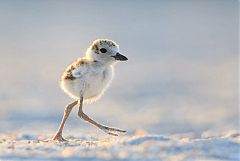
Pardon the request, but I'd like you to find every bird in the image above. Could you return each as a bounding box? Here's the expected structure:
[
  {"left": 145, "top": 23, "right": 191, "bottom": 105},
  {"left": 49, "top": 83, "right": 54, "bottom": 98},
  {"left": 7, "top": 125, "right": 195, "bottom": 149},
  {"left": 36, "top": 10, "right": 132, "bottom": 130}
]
[{"left": 53, "top": 39, "right": 128, "bottom": 142}]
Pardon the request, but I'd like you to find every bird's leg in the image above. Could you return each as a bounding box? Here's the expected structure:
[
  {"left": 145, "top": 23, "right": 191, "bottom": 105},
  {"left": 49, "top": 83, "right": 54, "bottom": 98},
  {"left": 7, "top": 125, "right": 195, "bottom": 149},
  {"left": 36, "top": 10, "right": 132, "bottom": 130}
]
[
  {"left": 78, "top": 96, "right": 126, "bottom": 136},
  {"left": 53, "top": 100, "right": 78, "bottom": 142}
]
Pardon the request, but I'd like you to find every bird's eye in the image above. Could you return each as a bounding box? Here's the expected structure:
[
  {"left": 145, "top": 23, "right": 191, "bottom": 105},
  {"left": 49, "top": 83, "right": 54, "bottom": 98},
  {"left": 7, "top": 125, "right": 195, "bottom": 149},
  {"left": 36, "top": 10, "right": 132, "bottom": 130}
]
[{"left": 100, "top": 48, "right": 107, "bottom": 53}]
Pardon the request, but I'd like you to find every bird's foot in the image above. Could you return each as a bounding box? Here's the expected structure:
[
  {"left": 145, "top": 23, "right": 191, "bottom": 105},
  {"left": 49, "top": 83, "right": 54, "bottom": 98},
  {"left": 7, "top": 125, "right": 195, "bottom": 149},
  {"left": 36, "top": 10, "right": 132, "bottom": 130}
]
[
  {"left": 52, "top": 133, "right": 68, "bottom": 142},
  {"left": 100, "top": 125, "right": 127, "bottom": 136}
]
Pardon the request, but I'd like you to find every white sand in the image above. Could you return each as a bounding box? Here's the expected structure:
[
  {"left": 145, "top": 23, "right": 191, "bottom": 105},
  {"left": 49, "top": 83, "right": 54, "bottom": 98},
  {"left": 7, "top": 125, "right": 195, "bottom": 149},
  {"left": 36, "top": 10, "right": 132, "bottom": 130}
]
[{"left": 0, "top": 130, "right": 239, "bottom": 161}]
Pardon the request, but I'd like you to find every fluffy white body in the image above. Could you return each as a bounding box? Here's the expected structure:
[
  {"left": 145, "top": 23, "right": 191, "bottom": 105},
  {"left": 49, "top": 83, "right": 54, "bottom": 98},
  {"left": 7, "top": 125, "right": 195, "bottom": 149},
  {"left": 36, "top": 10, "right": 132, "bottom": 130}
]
[
  {"left": 60, "top": 39, "right": 127, "bottom": 104},
  {"left": 60, "top": 61, "right": 113, "bottom": 104}
]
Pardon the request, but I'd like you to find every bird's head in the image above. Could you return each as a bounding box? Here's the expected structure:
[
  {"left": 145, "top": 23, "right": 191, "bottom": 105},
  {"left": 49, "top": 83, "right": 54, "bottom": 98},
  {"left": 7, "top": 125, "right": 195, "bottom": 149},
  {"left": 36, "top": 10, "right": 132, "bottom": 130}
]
[{"left": 86, "top": 39, "right": 128, "bottom": 64}]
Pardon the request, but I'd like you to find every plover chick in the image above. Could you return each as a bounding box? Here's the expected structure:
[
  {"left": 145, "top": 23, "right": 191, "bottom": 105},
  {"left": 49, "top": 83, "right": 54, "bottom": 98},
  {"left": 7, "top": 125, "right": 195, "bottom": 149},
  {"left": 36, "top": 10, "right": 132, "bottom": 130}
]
[{"left": 53, "top": 39, "right": 128, "bottom": 142}]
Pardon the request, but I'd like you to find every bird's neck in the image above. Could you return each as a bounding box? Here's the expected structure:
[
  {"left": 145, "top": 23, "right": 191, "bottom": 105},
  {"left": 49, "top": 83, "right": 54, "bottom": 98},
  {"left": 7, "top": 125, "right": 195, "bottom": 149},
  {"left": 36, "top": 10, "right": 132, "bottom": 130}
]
[
  {"left": 93, "top": 60, "right": 114, "bottom": 68},
  {"left": 85, "top": 55, "right": 115, "bottom": 67}
]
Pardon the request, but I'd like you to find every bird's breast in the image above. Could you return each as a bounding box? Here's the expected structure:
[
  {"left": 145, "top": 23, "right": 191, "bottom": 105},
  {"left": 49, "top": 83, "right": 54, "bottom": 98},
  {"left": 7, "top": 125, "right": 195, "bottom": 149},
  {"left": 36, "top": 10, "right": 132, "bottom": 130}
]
[{"left": 83, "top": 67, "right": 113, "bottom": 97}]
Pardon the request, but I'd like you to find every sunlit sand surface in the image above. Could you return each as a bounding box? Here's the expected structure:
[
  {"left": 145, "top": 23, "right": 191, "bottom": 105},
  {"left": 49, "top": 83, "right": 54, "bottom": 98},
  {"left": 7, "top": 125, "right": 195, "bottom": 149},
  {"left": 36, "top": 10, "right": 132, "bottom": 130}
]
[{"left": 0, "top": 129, "right": 239, "bottom": 161}]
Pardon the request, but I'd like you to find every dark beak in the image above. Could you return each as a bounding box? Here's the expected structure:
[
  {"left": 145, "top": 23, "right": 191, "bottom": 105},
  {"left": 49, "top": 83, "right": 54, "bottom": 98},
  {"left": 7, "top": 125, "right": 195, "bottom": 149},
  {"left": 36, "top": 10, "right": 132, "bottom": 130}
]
[{"left": 112, "top": 52, "right": 128, "bottom": 61}]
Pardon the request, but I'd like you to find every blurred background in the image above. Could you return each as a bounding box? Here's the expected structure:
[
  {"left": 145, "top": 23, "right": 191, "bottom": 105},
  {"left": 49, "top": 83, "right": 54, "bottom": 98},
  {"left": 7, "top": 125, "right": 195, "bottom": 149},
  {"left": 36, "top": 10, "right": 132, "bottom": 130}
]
[{"left": 0, "top": 0, "right": 238, "bottom": 136}]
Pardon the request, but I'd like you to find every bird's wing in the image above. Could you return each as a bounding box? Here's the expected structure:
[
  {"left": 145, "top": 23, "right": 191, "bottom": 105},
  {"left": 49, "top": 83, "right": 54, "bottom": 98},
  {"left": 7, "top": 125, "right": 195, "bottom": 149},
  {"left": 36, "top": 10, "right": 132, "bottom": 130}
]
[
  {"left": 71, "top": 66, "right": 85, "bottom": 78},
  {"left": 70, "top": 58, "right": 90, "bottom": 78},
  {"left": 62, "top": 58, "right": 89, "bottom": 80}
]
